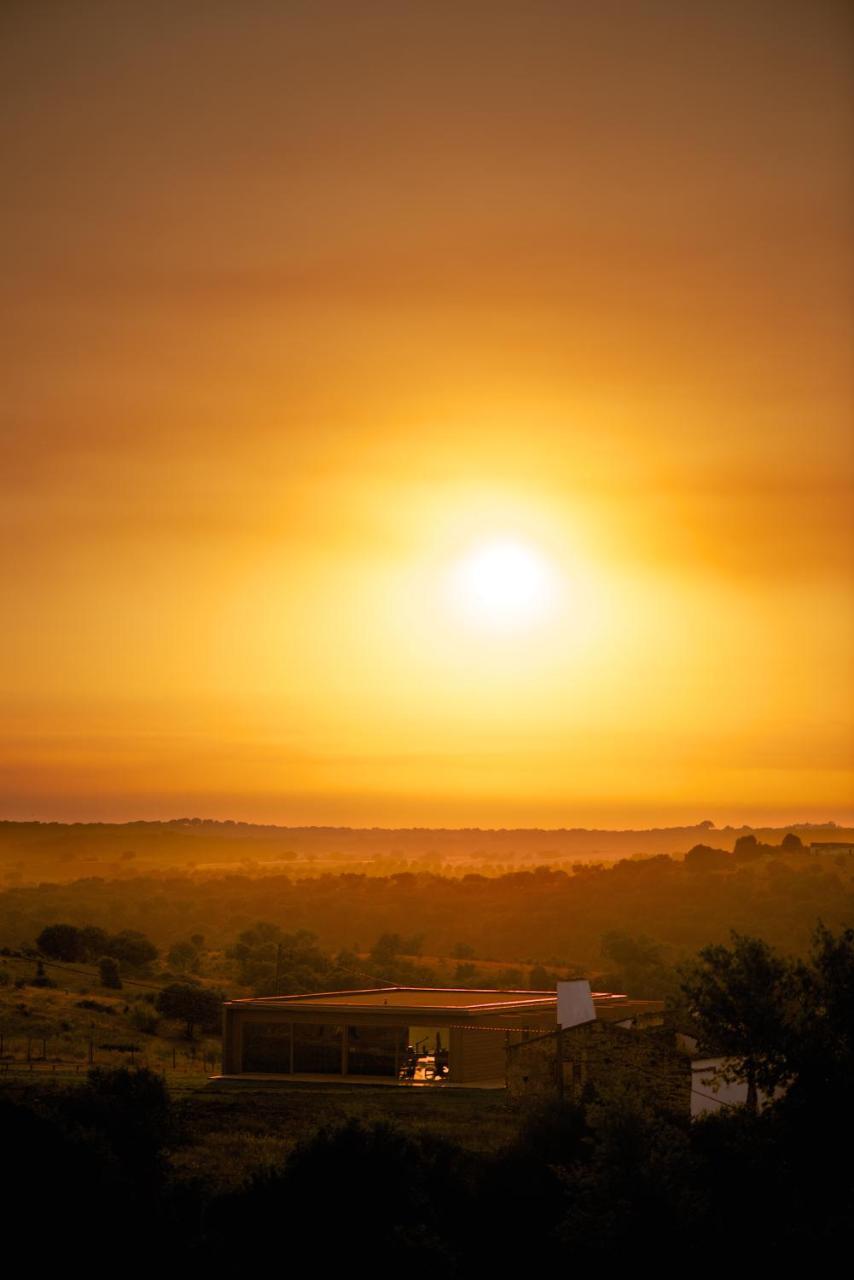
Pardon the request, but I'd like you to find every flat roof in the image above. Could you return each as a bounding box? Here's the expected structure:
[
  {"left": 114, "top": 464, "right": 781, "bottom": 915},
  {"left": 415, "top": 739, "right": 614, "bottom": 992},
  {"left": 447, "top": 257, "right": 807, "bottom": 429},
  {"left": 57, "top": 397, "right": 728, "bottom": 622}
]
[
  {"left": 225, "top": 985, "right": 630, "bottom": 1018},
  {"left": 226, "top": 985, "right": 559, "bottom": 1015},
  {"left": 590, "top": 999, "right": 665, "bottom": 1023}
]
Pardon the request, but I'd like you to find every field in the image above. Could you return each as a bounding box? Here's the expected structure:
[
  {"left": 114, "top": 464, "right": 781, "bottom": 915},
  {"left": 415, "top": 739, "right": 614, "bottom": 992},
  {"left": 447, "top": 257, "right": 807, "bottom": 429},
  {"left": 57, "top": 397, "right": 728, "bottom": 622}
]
[
  {"left": 0, "top": 947, "right": 521, "bottom": 1193},
  {"left": 2, "top": 1066, "right": 520, "bottom": 1193},
  {"left": 174, "top": 1080, "right": 518, "bottom": 1189},
  {"left": 0, "top": 953, "right": 222, "bottom": 1077}
]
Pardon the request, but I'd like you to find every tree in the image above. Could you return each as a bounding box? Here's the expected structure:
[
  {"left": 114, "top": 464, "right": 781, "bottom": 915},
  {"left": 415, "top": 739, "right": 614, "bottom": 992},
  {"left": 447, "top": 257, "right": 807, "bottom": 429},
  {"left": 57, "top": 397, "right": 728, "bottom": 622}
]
[
  {"left": 32, "top": 959, "right": 56, "bottom": 988},
  {"left": 37, "top": 923, "right": 85, "bottom": 962},
  {"left": 784, "top": 923, "right": 854, "bottom": 1111},
  {"left": 167, "top": 940, "right": 200, "bottom": 973},
  {"left": 529, "top": 965, "right": 553, "bottom": 990},
  {"left": 684, "top": 844, "right": 730, "bottom": 871},
  {"left": 452, "top": 942, "right": 475, "bottom": 960},
  {"left": 156, "top": 982, "right": 222, "bottom": 1040},
  {"left": 105, "top": 930, "right": 158, "bottom": 971},
  {"left": 99, "top": 956, "right": 122, "bottom": 989},
  {"left": 370, "top": 932, "right": 404, "bottom": 967},
  {"left": 80, "top": 925, "right": 110, "bottom": 960},
  {"left": 80, "top": 931, "right": 110, "bottom": 962},
  {"left": 228, "top": 923, "right": 332, "bottom": 994},
  {"left": 732, "top": 834, "right": 761, "bottom": 861},
  {"left": 601, "top": 931, "right": 678, "bottom": 1000},
  {"left": 679, "top": 932, "right": 795, "bottom": 1112}
]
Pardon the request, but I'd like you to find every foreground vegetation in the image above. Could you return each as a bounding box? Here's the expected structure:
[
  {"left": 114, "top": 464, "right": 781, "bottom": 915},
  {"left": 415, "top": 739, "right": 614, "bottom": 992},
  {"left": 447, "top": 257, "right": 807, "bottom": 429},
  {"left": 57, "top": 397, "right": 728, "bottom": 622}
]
[{"left": 3, "top": 925, "right": 851, "bottom": 1266}]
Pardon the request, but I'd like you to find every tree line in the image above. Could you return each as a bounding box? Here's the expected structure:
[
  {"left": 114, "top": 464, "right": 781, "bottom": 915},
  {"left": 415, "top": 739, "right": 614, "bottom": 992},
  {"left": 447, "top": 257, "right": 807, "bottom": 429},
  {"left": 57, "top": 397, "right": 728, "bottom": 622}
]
[{"left": 3, "top": 850, "right": 851, "bottom": 970}]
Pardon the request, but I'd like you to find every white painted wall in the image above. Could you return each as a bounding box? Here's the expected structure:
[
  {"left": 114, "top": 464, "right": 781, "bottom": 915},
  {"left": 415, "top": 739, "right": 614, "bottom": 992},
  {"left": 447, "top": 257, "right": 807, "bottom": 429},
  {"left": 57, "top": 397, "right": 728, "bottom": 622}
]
[
  {"left": 557, "top": 980, "right": 595, "bottom": 1029},
  {"left": 690, "top": 1058, "right": 777, "bottom": 1116},
  {"left": 691, "top": 1058, "right": 751, "bottom": 1115}
]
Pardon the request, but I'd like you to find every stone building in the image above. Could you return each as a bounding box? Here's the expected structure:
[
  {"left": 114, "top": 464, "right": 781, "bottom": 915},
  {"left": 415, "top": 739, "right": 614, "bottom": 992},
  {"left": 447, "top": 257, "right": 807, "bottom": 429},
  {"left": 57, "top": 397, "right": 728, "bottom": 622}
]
[{"left": 507, "top": 1002, "right": 691, "bottom": 1114}]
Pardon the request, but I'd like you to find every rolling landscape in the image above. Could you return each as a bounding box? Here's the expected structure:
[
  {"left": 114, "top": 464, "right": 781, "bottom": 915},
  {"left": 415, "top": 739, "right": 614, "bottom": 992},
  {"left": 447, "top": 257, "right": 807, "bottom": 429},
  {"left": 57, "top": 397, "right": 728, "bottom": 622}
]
[{"left": 2, "top": 0, "right": 852, "bottom": 1270}]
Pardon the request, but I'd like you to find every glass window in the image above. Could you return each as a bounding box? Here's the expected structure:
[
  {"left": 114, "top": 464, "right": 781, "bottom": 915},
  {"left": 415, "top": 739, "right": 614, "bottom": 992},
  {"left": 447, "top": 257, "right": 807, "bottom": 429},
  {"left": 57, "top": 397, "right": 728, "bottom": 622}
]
[
  {"left": 292, "top": 1022, "right": 343, "bottom": 1074},
  {"left": 347, "top": 1025, "right": 406, "bottom": 1077},
  {"left": 242, "top": 1020, "right": 292, "bottom": 1074}
]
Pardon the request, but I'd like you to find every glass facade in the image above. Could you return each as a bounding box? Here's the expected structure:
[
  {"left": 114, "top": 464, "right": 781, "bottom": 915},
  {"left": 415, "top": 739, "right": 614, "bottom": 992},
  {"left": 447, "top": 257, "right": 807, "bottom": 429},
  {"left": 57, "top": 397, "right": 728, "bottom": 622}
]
[
  {"left": 242, "top": 1020, "right": 292, "bottom": 1073},
  {"left": 347, "top": 1024, "right": 406, "bottom": 1077},
  {"left": 239, "top": 1018, "right": 411, "bottom": 1077},
  {"left": 292, "top": 1022, "right": 344, "bottom": 1073}
]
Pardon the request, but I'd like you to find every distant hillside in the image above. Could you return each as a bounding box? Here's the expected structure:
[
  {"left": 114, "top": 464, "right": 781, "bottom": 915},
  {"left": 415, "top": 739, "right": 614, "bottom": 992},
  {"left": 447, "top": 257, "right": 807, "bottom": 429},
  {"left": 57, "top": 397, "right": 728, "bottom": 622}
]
[
  {"left": 2, "top": 818, "right": 852, "bottom": 884},
  {"left": 2, "top": 846, "right": 852, "bottom": 969}
]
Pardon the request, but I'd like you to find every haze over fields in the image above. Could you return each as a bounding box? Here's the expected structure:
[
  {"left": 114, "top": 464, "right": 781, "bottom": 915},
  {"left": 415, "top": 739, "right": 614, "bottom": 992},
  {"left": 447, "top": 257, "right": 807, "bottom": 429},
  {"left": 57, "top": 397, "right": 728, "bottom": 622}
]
[{"left": 2, "top": 817, "right": 854, "bottom": 884}]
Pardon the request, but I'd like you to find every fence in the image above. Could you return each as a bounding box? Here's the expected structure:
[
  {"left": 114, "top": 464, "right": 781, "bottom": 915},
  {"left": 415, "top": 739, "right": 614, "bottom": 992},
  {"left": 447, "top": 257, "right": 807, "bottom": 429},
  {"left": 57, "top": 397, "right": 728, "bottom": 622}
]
[{"left": 0, "top": 1033, "right": 220, "bottom": 1078}]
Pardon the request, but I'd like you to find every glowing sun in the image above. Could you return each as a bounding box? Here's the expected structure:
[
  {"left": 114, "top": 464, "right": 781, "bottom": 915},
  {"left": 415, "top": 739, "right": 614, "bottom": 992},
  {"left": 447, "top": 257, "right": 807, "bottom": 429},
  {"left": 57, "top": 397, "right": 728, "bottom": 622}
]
[{"left": 450, "top": 538, "right": 557, "bottom": 628}]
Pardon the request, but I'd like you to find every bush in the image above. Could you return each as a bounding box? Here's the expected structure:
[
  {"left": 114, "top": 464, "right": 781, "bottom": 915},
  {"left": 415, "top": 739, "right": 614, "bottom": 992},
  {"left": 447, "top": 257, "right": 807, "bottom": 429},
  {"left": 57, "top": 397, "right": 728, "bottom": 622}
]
[
  {"left": 99, "top": 957, "right": 122, "bottom": 989},
  {"left": 130, "top": 1003, "right": 160, "bottom": 1035},
  {"left": 31, "top": 960, "right": 57, "bottom": 988},
  {"left": 75, "top": 999, "right": 116, "bottom": 1015}
]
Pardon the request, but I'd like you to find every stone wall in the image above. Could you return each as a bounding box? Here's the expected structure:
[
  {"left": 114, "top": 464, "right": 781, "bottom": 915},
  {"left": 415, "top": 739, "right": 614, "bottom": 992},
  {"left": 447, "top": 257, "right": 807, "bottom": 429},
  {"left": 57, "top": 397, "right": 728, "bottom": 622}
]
[{"left": 507, "top": 1019, "right": 691, "bottom": 1115}]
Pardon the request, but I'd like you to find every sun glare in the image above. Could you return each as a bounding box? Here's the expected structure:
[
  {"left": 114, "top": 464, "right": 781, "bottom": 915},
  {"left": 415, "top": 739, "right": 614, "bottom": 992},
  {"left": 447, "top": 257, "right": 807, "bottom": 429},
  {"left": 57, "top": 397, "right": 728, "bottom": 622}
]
[{"left": 451, "top": 538, "right": 557, "bottom": 628}]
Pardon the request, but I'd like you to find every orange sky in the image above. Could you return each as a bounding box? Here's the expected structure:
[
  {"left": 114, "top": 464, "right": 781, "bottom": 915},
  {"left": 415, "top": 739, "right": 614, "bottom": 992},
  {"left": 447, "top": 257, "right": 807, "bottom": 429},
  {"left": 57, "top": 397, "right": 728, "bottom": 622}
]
[{"left": 1, "top": 1, "right": 852, "bottom": 827}]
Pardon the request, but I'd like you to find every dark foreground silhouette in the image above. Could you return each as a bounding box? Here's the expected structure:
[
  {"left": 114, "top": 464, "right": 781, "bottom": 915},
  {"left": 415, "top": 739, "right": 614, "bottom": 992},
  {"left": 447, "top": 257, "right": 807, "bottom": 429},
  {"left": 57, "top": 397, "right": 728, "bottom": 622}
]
[{"left": 6, "top": 928, "right": 852, "bottom": 1269}]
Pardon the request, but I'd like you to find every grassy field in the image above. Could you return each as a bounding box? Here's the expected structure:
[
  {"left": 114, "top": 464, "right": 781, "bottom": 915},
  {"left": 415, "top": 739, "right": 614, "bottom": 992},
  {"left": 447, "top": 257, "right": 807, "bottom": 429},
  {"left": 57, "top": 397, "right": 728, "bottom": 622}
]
[
  {"left": 1, "top": 1069, "right": 522, "bottom": 1192},
  {"left": 1, "top": 951, "right": 522, "bottom": 1192},
  {"left": 171, "top": 1079, "right": 520, "bottom": 1189},
  {"left": 0, "top": 952, "right": 222, "bottom": 1074}
]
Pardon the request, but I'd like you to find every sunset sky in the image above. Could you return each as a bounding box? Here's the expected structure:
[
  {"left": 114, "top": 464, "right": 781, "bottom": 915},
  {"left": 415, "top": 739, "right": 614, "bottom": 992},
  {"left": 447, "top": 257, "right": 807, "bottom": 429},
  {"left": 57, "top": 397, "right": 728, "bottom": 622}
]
[{"left": 1, "top": 1, "right": 852, "bottom": 827}]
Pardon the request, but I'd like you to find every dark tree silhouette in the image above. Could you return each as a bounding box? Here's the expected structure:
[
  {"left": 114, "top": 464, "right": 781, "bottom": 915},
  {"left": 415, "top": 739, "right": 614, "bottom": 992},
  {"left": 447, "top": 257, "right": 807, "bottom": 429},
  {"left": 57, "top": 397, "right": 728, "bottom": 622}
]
[
  {"left": 37, "top": 923, "right": 85, "bottom": 962},
  {"left": 156, "top": 982, "right": 222, "bottom": 1040},
  {"left": 99, "top": 955, "right": 122, "bottom": 988},
  {"left": 679, "top": 932, "right": 795, "bottom": 1111}
]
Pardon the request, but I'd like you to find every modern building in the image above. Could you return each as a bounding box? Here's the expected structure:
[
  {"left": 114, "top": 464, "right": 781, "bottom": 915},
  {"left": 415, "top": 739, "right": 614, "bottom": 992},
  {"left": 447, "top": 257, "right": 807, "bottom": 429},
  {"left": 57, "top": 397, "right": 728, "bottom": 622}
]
[
  {"left": 219, "top": 982, "right": 647, "bottom": 1087},
  {"left": 220, "top": 986, "right": 560, "bottom": 1086}
]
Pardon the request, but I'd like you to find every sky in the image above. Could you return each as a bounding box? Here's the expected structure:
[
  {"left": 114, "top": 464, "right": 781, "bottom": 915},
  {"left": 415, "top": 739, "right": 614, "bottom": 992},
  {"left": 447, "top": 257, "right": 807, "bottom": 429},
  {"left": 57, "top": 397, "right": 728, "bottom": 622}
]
[{"left": 1, "top": 1, "right": 852, "bottom": 827}]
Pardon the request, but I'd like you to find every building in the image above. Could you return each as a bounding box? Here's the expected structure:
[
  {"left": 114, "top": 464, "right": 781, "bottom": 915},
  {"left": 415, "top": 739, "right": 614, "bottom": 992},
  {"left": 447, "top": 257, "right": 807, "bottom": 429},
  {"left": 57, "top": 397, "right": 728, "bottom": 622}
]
[
  {"left": 507, "top": 1017, "right": 688, "bottom": 1111},
  {"left": 219, "top": 982, "right": 654, "bottom": 1087},
  {"left": 507, "top": 995, "right": 770, "bottom": 1116},
  {"left": 220, "top": 986, "right": 560, "bottom": 1086}
]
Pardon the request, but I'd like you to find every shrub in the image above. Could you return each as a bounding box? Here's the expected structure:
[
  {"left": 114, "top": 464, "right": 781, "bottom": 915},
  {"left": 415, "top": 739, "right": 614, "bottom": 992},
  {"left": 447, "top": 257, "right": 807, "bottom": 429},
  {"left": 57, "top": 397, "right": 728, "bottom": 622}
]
[
  {"left": 130, "top": 1003, "right": 160, "bottom": 1035},
  {"left": 31, "top": 960, "right": 57, "bottom": 988},
  {"left": 98, "top": 957, "right": 122, "bottom": 989},
  {"left": 75, "top": 999, "right": 116, "bottom": 1015}
]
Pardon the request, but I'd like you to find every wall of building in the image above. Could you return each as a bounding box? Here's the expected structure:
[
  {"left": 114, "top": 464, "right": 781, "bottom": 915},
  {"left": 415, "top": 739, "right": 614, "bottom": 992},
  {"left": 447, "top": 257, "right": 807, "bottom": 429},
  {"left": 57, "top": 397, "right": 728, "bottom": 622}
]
[
  {"left": 224, "top": 1002, "right": 558, "bottom": 1082},
  {"left": 448, "top": 1026, "right": 511, "bottom": 1083},
  {"left": 507, "top": 1020, "right": 691, "bottom": 1114}
]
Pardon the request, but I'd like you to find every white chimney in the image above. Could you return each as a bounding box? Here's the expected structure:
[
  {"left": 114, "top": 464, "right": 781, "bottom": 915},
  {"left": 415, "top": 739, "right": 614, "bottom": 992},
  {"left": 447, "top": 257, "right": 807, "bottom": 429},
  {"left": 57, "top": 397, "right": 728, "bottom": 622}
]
[{"left": 557, "top": 980, "right": 595, "bottom": 1029}]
